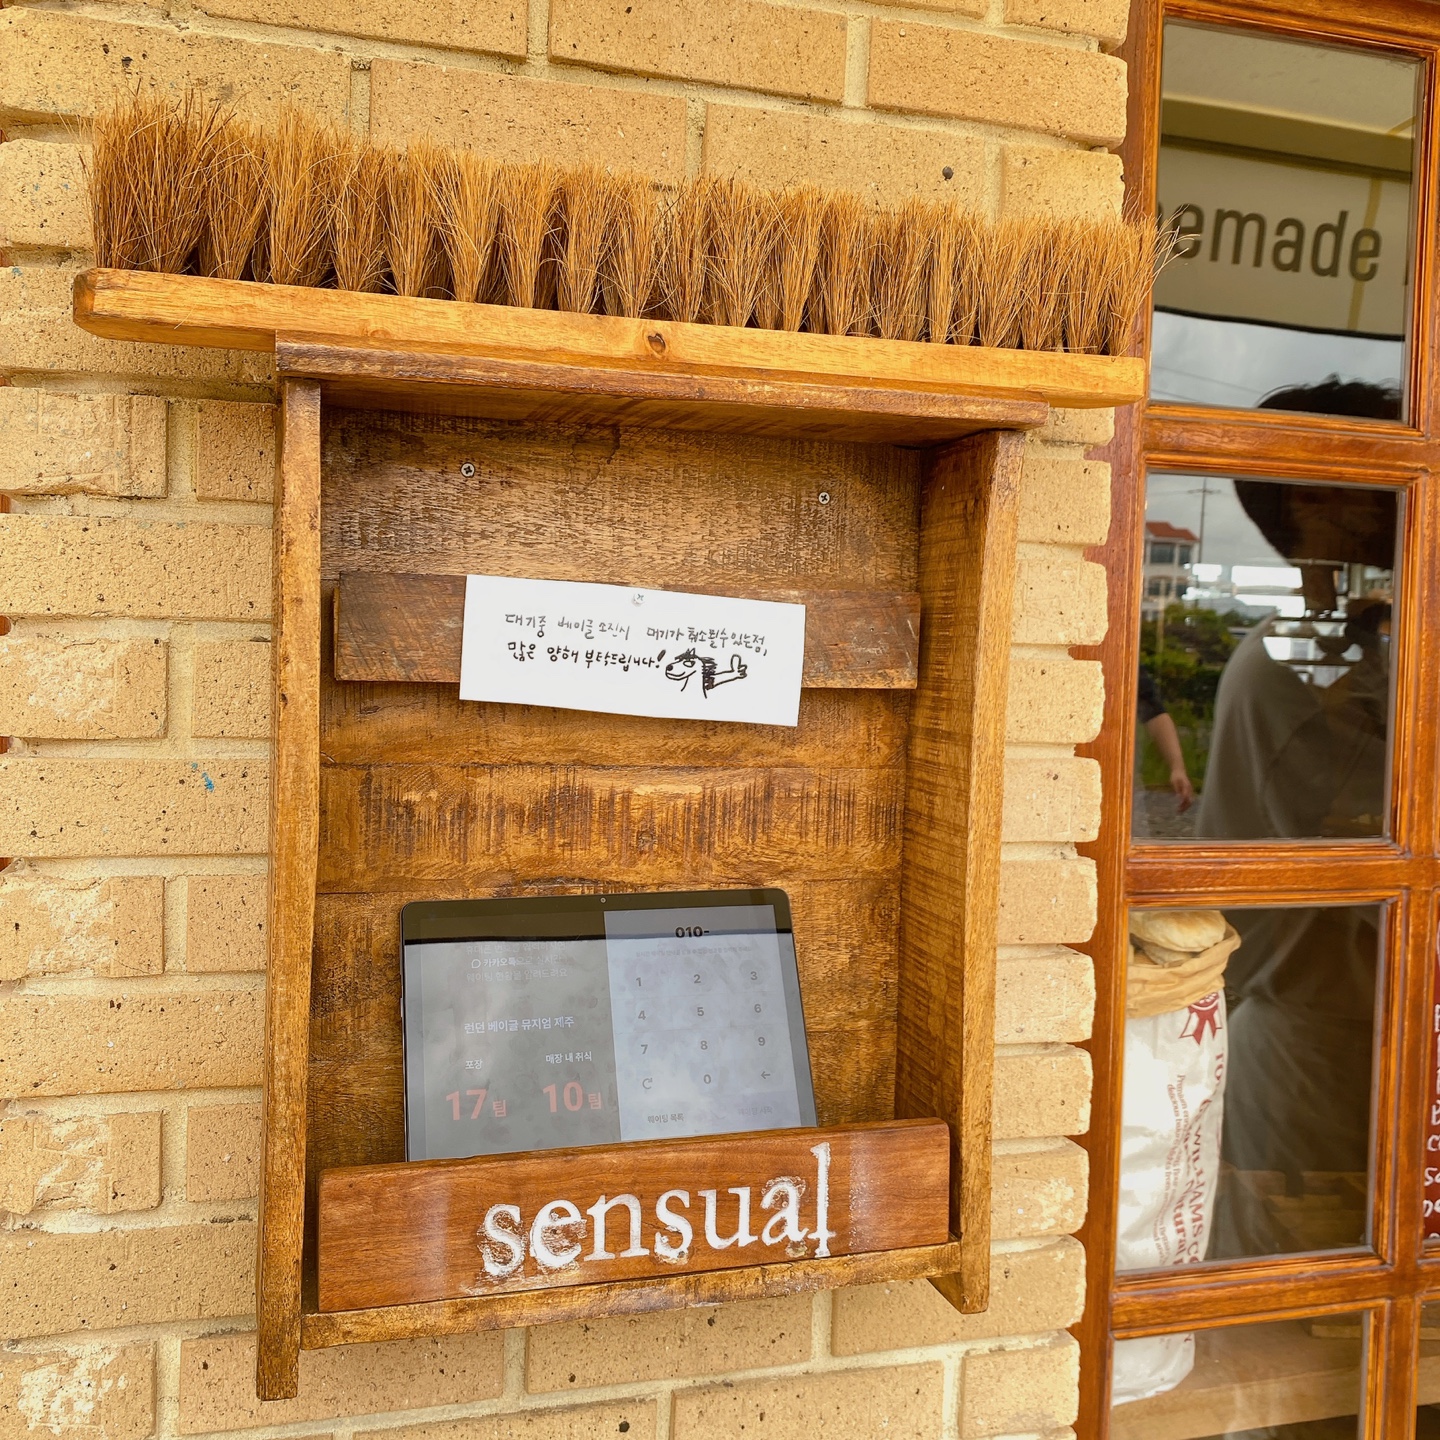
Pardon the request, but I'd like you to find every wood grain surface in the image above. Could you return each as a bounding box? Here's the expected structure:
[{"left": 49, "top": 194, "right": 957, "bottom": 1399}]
[
  {"left": 256, "top": 380, "right": 323, "bottom": 1400},
  {"left": 315, "top": 1120, "right": 949, "bottom": 1311},
  {"left": 71, "top": 268, "right": 1145, "bottom": 408},
  {"left": 896, "top": 430, "right": 1024, "bottom": 1314},
  {"left": 332, "top": 570, "right": 921, "bottom": 689},
  {"left": 302, "top": 1234, "right": 965, "bottom": 1347}
]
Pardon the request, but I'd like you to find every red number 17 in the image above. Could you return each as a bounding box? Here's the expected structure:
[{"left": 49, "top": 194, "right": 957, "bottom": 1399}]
[{"left": 445, "top": 1088, "right": 489, "bottom": 1120}]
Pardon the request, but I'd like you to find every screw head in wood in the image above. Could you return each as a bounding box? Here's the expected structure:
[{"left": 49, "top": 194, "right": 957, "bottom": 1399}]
[{"left": 461, "top": 462, "right": 476, "bottom": 477}]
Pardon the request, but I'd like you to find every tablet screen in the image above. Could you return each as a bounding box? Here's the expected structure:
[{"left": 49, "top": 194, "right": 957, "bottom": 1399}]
[{"left": 401, "top": 890, "right": 816, "bottom": 1160}]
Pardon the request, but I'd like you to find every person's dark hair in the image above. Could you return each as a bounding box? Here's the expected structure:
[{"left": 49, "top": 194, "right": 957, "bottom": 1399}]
[{"left": 1257, "top": 376, "right": 1402, "bottom": 420}]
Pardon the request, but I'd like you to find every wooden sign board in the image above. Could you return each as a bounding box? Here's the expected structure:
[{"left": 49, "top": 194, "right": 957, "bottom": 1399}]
[{"left": 317, "top": 1119, "right": 948, "bottom": 1311}]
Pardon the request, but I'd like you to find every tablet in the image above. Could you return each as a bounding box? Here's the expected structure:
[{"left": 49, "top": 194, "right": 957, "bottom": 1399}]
[{"left": 400, "top": 889, "right": 817, "bottom": 1161}]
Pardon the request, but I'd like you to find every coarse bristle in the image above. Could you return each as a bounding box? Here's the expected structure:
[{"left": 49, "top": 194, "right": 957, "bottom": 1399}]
[
  {"left": 773, "top": 187, "right": 823, "bottom": 333},
  {"left": 200, "top": 117, "right": 266, "bottom": 281},
  {"left": 332, "top": 139, "right": 389, "bottom": 294},
  {"left": 499, "top": 161, "right": 560, "bottom": 310},
  {"left": 555, "top": 166, "right": 611, "bottom": 314},
  {"left": 658, "top": 177, "right": 716, "bottom": 324},
  {"left": 706, "top": 179, "right": 772, "bottom": 330},
  {"left": 434, "top": 149, "right": 499, "bottom": 305},
  {"left": 88, "top": 91, "right": 218, "bottom": 273},
  {"left": 872, "top": 199, "right": 930, "bottom": 343},
  {"left": 1104, "top": 214, "right": 1169, "bottom": 356},
  {"left": 974, "top": 218, "right": 1028, "bottom": 350},
  {"left": 85, "top": 93, "right": 1162, "bottom": 356},
  {"left": 924, "top": 203, "right": 960, "bottom": 345},
  {"left": 1016, "top": 219, "right": 1067, "bottom": 352},
  {"left": 266, "top": 107, "right": 340, "bottom": 287},
  {"left": 602, "top": 173, "right": 660, "bottom": 319},
  {"left": 816, "top": 192, "right": 872, "bottom": 337},
  {"left": 386, "top": 141, "right": 448, "bottom": 299}
]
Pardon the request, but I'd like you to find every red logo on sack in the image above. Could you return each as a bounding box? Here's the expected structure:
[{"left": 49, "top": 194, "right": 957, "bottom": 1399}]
[{"left": 1181, "top": 992, "right": 1222, "bottom": 1045}]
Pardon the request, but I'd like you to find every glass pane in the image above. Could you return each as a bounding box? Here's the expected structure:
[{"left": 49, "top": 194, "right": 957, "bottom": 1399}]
[
  {"left": 1154, "top": 20, "right": 1420, "bottom": 417},
  {"left": 1112, "top": 1314, "right": 1365, "bottom": 1437},
  {"left": 1415, "top": 1302, "right": 1440, "bottom": 1432},
  {"left": 1118, "top": 904, "right": 1380, "bottom": 1270},
  {"left": 1133, "top": 472, "right": 1398, "bottom": 842}
]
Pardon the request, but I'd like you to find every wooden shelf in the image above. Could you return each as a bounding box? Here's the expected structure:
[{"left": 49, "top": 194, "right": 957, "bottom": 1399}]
[
  {"left": 71, "top": 269, "right": 1146, "bottom": 442},
  {"left": 69, "top": 273, "right": 1125, "bottom": 1400}
]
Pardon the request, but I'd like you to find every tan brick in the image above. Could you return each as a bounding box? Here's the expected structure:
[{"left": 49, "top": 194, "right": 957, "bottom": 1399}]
[
  {"left": 0, "top": 1343, "right": 155, "bottom": 1440},
  {"left": 0, "top": 390, "right": 166, "bottom": 498},
  {"left": 1018, "top": 456, "right": 1112, "bottom": 547},
  {"left": 184, "top": 876, "right": 267, "bottom": 973},
  {"left": 185, "top": 1103, "right": 260, "bottom": 1203},
  {"left": 0, "top": 9, "right": 350, "bottom": 125},
  {"left": 370, "top": 61, "right": 686, "bottom": 181},
  {"left": 672, "top": 1364, "right": 942, "bottom": 1439},
  {"left": 2, "top": 1223, "right": 253, "bottom": 1339},
  {"left": 869, "top": 22, "right": 1127, "bottom": 146},
  {"left": 0, "top": 991, "right": 262, "bottom": 1096},
  {"left": 0, "top": 261, "right": 270, "bottom": 384},
  {"left": 704, "top": 105, "right": 986, "bottom": 209},
  {"left": 1036, "top": 407, "right": 1114, "bottom": 447},
  {"left": 866, "top": 0, "right": 985, "bottom": 12},
  {"left": 199, "top": 0, "right": 523, "bottom": 57},
  {"left": 193, "top": 401, "right": 275, "bottom": 503},
  {"left": 192, "top": 641, "right": 272, "bottom": 739},
  {"left": 994, "top": 1045, "right": 1091, "bottom": 1139},
  {"left": 1002, "top": 143, "right": 1124, "bottom": 220},
  {"left": 998, "top": 857, "right": 1096, "bottom": 944},
  {"left": 1, "top": 1111, "right": 161, "bottom": 1215},
  {"left": 528, "top": 1294, "right": 810, "bottom": 1392},
  {"left": 992, "top": 1138, "right": 1088, "bottom": 1238},
  {"left": 1012, "top": 547, "right": 1108, "bottom": 647},
  {"left": 995, "top": 947, "right": 1093, "bottom": 1044},
  {"left": 0, "top": 759, "right": 267, "bottom": 859},
  {"left": 0, "top": 873, "right": 164, "bottom": 980},
  {"left": 1007, "top": 657, "right": 1104, "bottom": 745},
  {"left": 551, "top": 0, "right": 845, "bottom": 102},
  {"left": 1005, "top": 0, "right": 1129, "bottom": 44},
  {"left": 0, "top": 516, "right": 269, "bottom": 621},
  {"left": 361, "top": 1403, "right": 654, "bottom": 1440},
  {"left": 1003, "top": 757, "right": 1100, "bottom": 843},
  {"left": 832, "top": 1236, "right": 1084, "bottom": 1352},
  {"left": 178, "top": 1332, "right": 504, "bottom": 1433},
  {"left": 0, "top": 637, "right": 166, "bottom": 740},
  {"left": 960, "top": 1333, "right": 1079, "bottom": 1437},
  {"left": 0, "top": 140, "right": 91, "bottom": 250}
]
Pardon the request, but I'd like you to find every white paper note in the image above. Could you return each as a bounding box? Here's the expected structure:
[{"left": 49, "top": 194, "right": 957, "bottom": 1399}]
[{"left": 459, "top": 575, "right": 806, "bottom": 727}]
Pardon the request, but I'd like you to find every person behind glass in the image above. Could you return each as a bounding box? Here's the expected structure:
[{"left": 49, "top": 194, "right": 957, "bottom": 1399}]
[
  {"left": 1137, "top": 666, "right": 1195, "bottom": 813},
  {"left": 1197, "top": 378, "right": 1396, "bottom": 1261}
]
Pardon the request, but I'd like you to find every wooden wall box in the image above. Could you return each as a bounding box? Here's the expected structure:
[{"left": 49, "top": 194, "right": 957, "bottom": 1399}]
[{"left": 70, "top": 271, "right": 1145, "bottom": 1401}]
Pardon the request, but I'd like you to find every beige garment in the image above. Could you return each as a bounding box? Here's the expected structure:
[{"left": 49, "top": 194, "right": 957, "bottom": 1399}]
[{"left": 1127, "top": 925, "right": 1242, "bottom": 1018}]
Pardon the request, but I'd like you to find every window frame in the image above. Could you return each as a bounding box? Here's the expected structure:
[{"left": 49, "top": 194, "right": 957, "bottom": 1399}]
[{"left": 1078, "top": 3, "right": 1440, "bottom": 1435}]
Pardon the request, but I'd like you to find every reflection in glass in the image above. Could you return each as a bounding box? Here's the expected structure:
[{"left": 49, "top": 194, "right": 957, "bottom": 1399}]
[
  {"left": 1112, "top": 1315, "right": 1365, "bottom": 1437},
  {"left": 1153, "top": 20, "right": 1419, "bottom": 416},
  {"left": 1133, "top": 473, "right": 1397, "bottom": 842},
  {"left": 1118, "top": 904, "right": 1378, "bottom": 1274},
  {"left": 1414, "top": 1303, "right": 1440, "bottom": 1433}
]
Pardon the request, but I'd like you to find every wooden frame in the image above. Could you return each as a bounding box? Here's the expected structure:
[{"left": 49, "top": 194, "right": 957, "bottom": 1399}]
[
  {"left": 1077, "top": 2, "right": 1440, "bottom": 1435},
  {"left": 71, "top": 272, "right": 1144, "bottom": 1402}
]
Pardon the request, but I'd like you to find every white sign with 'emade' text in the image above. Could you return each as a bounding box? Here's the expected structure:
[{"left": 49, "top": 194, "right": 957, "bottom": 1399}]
[{"left": 459, "top": 575, "right": 806, "bottom": 727}]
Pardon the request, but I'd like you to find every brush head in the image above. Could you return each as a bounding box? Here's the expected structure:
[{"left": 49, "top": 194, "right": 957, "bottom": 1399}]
[
  {"left": 266, "top": 107, "right": 341, "bottom": 287},
  {"left": 86, "top": 93, "right": 1161, "bottom": 356}
]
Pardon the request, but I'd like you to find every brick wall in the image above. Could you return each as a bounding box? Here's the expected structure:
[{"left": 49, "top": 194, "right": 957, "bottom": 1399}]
[{"left": 0, "top": 0, "right": 1120, "bottom": 1435}]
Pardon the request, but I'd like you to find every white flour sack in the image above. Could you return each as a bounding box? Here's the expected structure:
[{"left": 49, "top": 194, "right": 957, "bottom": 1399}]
[{"left": 1111, "top": 992, "right": 1227, "bottom": 1403}]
